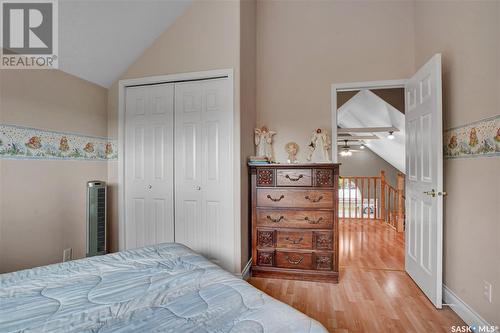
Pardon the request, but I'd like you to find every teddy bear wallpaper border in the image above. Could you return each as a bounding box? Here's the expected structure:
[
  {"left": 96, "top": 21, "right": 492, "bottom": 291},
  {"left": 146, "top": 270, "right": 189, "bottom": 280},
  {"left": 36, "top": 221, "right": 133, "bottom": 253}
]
[
  {"left": 0, "top": 124, "right": 117, "bottom": 161},
  {"left": 444, "top": 115, "right": 500, "bottom": 159},
  {"left": 1, "top": 115, "right": 498, "bottom": 161}
]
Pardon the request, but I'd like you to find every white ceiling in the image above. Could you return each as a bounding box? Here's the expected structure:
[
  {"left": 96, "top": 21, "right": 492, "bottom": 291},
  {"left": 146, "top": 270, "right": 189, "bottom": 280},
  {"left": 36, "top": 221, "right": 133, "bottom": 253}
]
[
  {"left": 59, "top": 0, "right": 192, "bottom": 87},
  {"left": 337, "top": 90, "right": 405, "bottom": 173}
]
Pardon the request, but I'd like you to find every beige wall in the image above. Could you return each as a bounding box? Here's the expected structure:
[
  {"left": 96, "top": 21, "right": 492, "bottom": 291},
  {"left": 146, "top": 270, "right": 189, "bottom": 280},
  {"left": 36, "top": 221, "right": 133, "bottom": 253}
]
[
  {"left": 240, "top": 0, "right": 257, "bottom": 270},
  {"left": 256, "top": 0, "right": 499, "bottom": 325},
  {"left": 0, "top": 70, "right": 108, "bottom": 273},
  {"left": 0, "top": 71, "right": 4, "bottom": 270},
  {"left": 415, "top": 1, "right": 500, "bottom": 325},
  {"left": 2, "top": 2, "right": 498, "bottom": 325},
  {"left": 256, "top": 0, "right": 415, "bottom": 163},
  {"left": 339, "top": 148, "right": 400, "bottom": 188},
  {"left": 106, "top": 0, "right": 247, "bottom": 272}
]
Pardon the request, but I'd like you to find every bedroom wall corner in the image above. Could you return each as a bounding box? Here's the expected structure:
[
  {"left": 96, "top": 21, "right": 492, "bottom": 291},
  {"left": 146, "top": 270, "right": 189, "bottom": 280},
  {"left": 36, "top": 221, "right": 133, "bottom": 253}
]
[
  {"left": 107, "top": 0, "right": 244, "bottom": 273},
  {"left": 106, "top": 84, "right": 119, "bottom": 253},
  {"left": 0, "top": 69, "right": 108, "bottom": 273},
  {"left": 240, "top": 0, "right": 257, "bottom": 272},
  {"left": 0, "top": 70, "right": 4, "bottom": 271},
  {"left": 255, "top": 0, "right": 415, "bottom": 163},
  {"left": 415, "top": 0, "right": 500, "bottom": 326}
]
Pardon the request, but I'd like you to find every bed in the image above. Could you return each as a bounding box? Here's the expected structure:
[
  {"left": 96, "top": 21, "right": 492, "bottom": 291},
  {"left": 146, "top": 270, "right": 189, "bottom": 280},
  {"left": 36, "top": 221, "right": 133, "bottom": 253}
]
[{"left": 0, "top": 243, "right": 328, "bottom": 333}]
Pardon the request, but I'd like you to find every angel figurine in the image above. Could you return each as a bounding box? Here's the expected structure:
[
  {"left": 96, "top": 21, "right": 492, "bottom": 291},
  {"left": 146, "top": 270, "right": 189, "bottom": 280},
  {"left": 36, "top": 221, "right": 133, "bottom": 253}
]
[
  {"left": 255, "top": 126, "right": 276, "bottom": 162},
  {"left": 307, "top": 128, "right": 331, "bottom": 162}
]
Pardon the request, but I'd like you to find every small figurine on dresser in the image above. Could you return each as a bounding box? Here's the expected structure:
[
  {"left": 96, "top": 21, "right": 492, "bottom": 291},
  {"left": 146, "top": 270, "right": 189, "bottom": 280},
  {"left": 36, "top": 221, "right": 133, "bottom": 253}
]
[
  {"left": 307, "top": 128, "right": 331, "bottom": 162},
  {"left": 285, "top": 142, "right": 299, "bottom": 164},
  {"left": 254, "top": 126, "right": 276, "bottom": 162}
]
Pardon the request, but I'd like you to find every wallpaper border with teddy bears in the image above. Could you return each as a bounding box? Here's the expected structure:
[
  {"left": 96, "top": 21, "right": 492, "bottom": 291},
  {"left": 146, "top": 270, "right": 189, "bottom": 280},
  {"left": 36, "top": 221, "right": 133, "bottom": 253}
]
[
  {"left": 1, "top": 115, "right": 498, "bottom": 161},
  {"left": 0, "top": 124, "right": 117, "bottom": 160},
  {"left": 444, "top": 115, "right": 499, "bottom": 159}
]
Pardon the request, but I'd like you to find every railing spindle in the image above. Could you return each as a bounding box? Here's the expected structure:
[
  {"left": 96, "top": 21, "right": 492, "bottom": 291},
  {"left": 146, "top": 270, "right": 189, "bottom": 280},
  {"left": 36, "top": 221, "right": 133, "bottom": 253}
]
[{"left": 342, "top": 177, "right": 345, "bottom": 219}]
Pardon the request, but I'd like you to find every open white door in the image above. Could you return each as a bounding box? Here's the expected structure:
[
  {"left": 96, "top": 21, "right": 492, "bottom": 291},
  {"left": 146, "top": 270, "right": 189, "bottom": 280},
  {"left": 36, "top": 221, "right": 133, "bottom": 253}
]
[{"left": 405, "top": 54, "right": 444, "bottom": 308}]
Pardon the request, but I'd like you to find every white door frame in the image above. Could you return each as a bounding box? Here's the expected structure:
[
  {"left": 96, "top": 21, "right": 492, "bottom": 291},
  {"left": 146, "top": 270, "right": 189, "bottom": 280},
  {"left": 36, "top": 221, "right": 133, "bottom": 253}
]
[
  {"left": 331, "top": 77, "right": 445, "bottom": 307},
  {"left": 330, "top": 79, "right": 407, "bottom": 162},
  {"left": 117, "top": 69, "right": 236, "bottom": 256}
]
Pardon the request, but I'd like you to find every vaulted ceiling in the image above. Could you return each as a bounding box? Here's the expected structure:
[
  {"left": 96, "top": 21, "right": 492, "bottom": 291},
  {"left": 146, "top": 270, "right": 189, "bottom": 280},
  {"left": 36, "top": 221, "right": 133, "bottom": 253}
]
[
  {"left": 337, "top": 90, "right": 405, "bottom": 173},
  {"left": 59, "top": 0, "right": 192, "bottom": 87}
]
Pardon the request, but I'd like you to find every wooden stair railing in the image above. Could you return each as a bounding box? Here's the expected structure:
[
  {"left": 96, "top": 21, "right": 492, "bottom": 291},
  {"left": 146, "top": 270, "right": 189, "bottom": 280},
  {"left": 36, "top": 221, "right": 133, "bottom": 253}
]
[{"left": 339, "top": 170, "right": 405, "bottom": 232}]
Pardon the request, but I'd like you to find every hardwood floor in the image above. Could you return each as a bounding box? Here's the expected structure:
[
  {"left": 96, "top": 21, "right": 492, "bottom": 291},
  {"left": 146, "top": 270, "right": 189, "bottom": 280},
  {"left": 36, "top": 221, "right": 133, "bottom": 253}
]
[{"left": 249, "top": 219, "right": 465, "bottom": 333}]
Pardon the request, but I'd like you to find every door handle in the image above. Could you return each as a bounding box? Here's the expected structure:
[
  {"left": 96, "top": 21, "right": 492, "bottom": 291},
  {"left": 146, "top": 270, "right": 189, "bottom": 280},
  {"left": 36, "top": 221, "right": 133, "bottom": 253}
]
[
  {"left": 148, "top": 184, "right": 152, "bottom": 190},
  {"left": 423, "top": 189, "right": 436, "bottom": 197},
  {"left": 194, "top": 185, "right": 201, "bottom": 191}
]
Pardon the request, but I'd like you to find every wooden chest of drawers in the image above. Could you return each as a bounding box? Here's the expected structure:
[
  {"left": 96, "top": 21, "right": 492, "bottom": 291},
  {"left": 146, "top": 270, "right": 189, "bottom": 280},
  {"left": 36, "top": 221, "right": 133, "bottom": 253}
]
[{"left": 250, "top": 163, "right": 339, "bottom": 283}]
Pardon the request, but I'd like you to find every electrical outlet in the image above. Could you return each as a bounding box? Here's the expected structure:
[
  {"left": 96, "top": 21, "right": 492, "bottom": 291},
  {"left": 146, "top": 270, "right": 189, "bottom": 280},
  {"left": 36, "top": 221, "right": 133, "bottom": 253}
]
[
  {"left": 483, "top": 280, "right": 492, "bottom": 303},
  {"left": 63, "top": 248, "right": 72, "bottom": 262}
]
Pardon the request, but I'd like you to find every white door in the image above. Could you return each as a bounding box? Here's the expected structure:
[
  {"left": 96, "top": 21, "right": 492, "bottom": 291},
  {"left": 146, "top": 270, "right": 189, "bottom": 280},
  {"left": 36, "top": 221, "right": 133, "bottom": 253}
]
[
  {"left": 124, "top": 84, "right": 175, "bottom": 249},
  {"left": 174, "top": 78, "right": 234, "bottom": 271},
  {"left": 405, "top": 54, "right": 443, "bottom": 308}
]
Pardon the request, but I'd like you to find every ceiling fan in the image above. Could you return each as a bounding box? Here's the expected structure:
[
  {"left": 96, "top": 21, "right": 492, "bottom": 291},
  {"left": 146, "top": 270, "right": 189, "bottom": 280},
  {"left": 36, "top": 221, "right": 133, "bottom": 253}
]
[{"left": 338, "top": 140, "right": 365, "bottom": 156}]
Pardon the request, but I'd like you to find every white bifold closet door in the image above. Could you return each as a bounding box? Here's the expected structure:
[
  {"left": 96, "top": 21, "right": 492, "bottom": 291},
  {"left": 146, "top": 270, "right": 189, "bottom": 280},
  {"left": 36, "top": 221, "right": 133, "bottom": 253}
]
[
  {"left": 124, "top": 83, "right": 175, "bottom": 249},
  {"left": 174, "top": 78, "right": 233, "bottom": 270}
]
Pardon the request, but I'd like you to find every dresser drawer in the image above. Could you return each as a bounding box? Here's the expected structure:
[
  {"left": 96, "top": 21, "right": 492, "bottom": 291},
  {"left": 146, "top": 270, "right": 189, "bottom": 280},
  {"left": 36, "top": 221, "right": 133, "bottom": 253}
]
[
  {"left": 257, "top": 189, "right": 335, "bottom": 208},
  {"left": 257, "top": 209, "right": 333, "bottom": 229},
  {"left": 276, "top": 250, "right": 313, "bottom": 270},
  {"left": 276, "top": 169, "right": 312, "bottom": 186},
  {"left": 276, "top": 230, "right": 313, "bottom": 249}
]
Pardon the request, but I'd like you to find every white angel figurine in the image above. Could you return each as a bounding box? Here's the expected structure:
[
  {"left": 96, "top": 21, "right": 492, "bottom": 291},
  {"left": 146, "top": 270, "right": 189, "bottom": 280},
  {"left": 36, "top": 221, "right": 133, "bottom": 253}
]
[
  {"left": 254, "top": 126, "right": 276, "bottom": 162},
  {"left": 307, "top": 128, "right": 331, "bottom": 162}
]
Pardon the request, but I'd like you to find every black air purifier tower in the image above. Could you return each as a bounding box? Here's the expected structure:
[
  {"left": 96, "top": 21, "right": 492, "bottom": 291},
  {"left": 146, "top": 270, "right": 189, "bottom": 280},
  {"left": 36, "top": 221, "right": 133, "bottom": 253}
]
[{"left": 86, "top": 181, "right": 107, "bottom": 257}]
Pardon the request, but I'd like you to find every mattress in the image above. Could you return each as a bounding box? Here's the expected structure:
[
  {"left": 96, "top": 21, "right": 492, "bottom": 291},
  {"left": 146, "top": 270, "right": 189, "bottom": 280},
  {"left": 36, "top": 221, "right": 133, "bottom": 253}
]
[{"left": 0, "top": 243, "right": 328, "bottom": 333}]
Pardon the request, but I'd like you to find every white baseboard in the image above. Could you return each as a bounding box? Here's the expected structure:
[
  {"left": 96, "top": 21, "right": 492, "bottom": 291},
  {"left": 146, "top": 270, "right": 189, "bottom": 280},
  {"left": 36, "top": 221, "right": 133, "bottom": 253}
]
[
  {"left": 235, "top": 258, "right": 252, "bottom": 280},
  {"left": 443, "top": 285, "right": 498, "bottom": 333}
]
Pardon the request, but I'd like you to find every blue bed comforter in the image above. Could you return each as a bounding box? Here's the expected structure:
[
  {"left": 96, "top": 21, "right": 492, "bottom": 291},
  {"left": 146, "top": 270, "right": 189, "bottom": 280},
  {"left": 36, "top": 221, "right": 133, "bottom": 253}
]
[{"left": 0, "top": 243, "right": 328, "bottom": 333}]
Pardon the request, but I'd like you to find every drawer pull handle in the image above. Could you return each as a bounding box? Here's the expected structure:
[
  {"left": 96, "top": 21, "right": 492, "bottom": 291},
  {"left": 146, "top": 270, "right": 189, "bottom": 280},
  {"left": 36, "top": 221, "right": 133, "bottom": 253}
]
[
  {"left": 285, "top": 174, "right": 303, "bottom": 181},
  {"left": 267, "top": 215, "right": 284, "bottom": 223},
  {"left": 304, "top": 195, "right": 323, "bottom": 203},
  {"left": 267, "top": 194, "right": 285, "bottom": 202},
  {"left": 285, "top": 236, "right": 303, "bottom": 244},
  {"left": 285, "top": 255, "right": 304, "bottom": 265},
  {"left": 304, "top": 217, "right": 323, "bottom": 224}
]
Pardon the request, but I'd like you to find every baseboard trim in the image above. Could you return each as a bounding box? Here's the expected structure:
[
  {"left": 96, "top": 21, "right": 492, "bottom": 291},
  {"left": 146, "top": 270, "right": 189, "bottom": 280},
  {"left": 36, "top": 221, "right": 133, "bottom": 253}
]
[
  {"left": 443, "top": 285, "right": 498, "bottom": 333},
  {"left": 235, "top": 258, "right": 252, "bottom": 280}
]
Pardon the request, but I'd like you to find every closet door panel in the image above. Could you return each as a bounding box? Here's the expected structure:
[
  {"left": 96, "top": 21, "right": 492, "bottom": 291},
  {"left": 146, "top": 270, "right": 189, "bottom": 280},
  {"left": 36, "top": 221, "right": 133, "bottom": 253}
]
[
  {"left": 124, "top": 84, "right": 174, "bottom": 249},
  {"left": 201, "top": 79, "right": 232, "bottom": 269},
  {"left": 174, "top": 82, "right": 203, "bottom": 251},
  {"left": 148, "top": 84, "right": 175, "bottom": 244},
  {"left": 175, "top": 79, "right": 233, "bottom": 271},
  {"left": 125, "top": 86, "right": 149, "bottom": 249}
]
